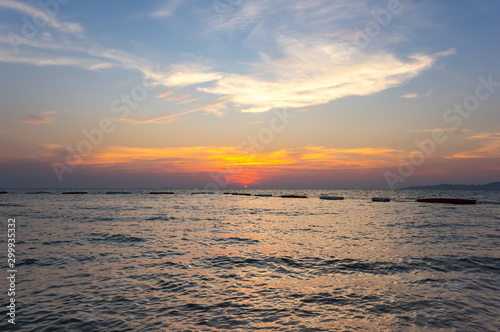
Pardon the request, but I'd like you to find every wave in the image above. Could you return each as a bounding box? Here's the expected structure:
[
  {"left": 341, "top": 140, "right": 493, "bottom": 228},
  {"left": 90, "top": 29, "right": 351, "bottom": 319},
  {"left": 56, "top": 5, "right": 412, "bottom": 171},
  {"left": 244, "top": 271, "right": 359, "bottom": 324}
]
[
  {"left": 87, "top": 233, "right": 147, "bottom": 243},
  {"left": 213, "top": 236, "right": 260, "bottom": 245},
  {"left": 145, "top": 216, "right": 178, "bottom": 221}
]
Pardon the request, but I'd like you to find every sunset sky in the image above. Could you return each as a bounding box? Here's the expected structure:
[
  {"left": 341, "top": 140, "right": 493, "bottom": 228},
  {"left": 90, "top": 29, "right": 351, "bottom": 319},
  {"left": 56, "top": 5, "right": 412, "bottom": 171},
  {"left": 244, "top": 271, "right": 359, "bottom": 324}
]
[{"left": 1, "top": 0, "right": 499, "bottom": 189}]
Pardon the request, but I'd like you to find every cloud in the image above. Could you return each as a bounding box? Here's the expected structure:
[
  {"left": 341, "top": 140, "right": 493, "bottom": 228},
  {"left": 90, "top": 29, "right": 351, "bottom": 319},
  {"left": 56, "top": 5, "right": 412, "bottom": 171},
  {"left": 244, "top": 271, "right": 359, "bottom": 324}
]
[
  {"left": 0, "top": 1, "right": 455, "bottom": 122},
  {"left": 200, "top": 42, "right": 451, "bottom": 112},
  {"left": 149, "top": 0, "right": 184, "bottom": 18},
  {"left": 401, "top": 90, "right": 433, "bottom": 99},
  {"left": 210, "top": 0, "right": 367, "bottom": 33},
  {"left": 114, "top": 99, "right": 229, "bottom": 124},
  {"left": 4, "top": 32, "right": 446, "bottom": 119},
  {"left": 164, "top": 94, "right": 197, "bottom": 104},
  {"left": 203, "top": 103, "right": 226, "bottom": 117},
  {"left": 157, "top": 90, "right": 174, "bottom": 99},
  {"left": 199, "top": 1, "right": 455, "bottom": 113},
  {"left": 10, "top": 32, "right": 445, "bottom": 122},
  {"left": 407, "top": 128, "right": 470, "bottom": 133},
  {"left": 444, "top": 132, "right": 500, "bottom": 159},
  {"left": 158, "top": 63, "right": 222, "bottom": 87},
  {"left": 400, "top": 93, "right": 419, "bottom": 99},
  {"left": 0, "top": 0, "right": 83, "bottom": 36},
  {"left": 0, "top": 32, "right": 220, "bottom": 92},
  {"left": 156, "top": 90, "right": 198, "bottom": 105},
  {"left": 0, "top": 46, "right": 115, "bottom": 70},
  {"left": 19, "top": 111, "right": 56, "bottom": 124}
]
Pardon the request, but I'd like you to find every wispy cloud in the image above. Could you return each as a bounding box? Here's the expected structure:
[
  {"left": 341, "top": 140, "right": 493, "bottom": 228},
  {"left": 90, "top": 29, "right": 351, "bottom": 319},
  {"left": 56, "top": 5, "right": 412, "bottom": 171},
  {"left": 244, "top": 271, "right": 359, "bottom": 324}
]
[
  {"left": 408, "top": 128, "right": 470, "bottom": 133},
  {"left": 115, "top": 99, "right": 229, "bottom": 124},
  {"left": 0, "top": 0, "right": 83, "bottom": 36},
  {"left": 0, "top": 0, "right": 455, "bottom": 123},
  {"left": 0, "top": 33, "right": 220, "bottom": 92},
  {"left": 159, "top": 63, "right": 222, "bottom": 87},
  {"left": 149, "top": 0, "right": 184, "bottom": 18},
  {"left": 401, "top": 90, "right": 433, "bottom": 99},
  {"left": 199, "top": 1, "right": 455, "bottom": 113},
  {"left": 210, "top": 0, "right": 367, "bottom": 34},
  {"left": 156, "top": 90, "right": 198, "bottom": 105},
  {"left": 200, "top": 44, "right": 451, "bottom": 112},
  {"left": 164, "top": 94, "right": 198, "bottom": 104},
  {"left": 157, "top": 90, "right": 174, "bottom": 99},
  {"left": 444, "top": 132, "right": 500, "bottom": 159},
  {"left": 19, "top": 111, "right": 56, "bottom": 124},
  {"left": 0, "top": 46, "right": 115, "bottom": 70},
  {"left": 400, "top": 93, "right": 419, "bottom": 99}
]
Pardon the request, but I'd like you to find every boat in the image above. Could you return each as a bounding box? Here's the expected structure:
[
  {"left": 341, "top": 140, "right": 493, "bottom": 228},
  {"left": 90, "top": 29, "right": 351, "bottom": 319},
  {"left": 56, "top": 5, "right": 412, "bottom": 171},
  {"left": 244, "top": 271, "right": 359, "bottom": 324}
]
[
  {"left": 0, "top": 191, "right": 7, "bottom": 194},
  {"left": 62, "top": 191, "right": 88, "bottom": 194},
  {"left": 106, "top": 191, "right": 132, "bottom": 194},
  {"left": 416, "top": 198, "right": 476, "bottom": 205},
  {"left": 150, "top": 192, "right": 174, "bottom": 195},
  {"left": 26, "top": 191, "right": 52, "bottom": 194},
  {"left": 372, "top": 197, "right": 390, "bottom": 202},
  {"left": 281, "top": 194, "right": 307, "bottom": 198},
  {"left": 191, "top": 192, "right": 214, "bottom": 195},
  {"left": 319, "top": 196, "right": 344, "bottom": 200},
  {"left": 254, "top": 194, "right": 273, "bottom": 197},
  {"left": 238, "top": 193, "right": 251, "bottom": 196}
]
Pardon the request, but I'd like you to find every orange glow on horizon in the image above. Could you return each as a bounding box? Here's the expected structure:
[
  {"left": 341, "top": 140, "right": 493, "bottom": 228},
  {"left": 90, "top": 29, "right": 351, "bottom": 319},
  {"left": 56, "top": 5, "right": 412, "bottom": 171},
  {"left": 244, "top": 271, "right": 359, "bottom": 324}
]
[{"left": 65, "top": 145, "right": 403, "bottom": 186}]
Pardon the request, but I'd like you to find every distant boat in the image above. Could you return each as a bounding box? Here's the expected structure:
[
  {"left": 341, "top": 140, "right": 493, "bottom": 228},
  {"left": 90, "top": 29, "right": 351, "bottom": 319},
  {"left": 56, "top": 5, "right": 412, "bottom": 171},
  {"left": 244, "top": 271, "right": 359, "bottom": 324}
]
[
  {"left": 254, "top": 194, "right": 273, "bottom": 197},
  {"left": 106, "top": 191, "right": 132, "bottom": 194},
  {"left": 416, "top": 198, "right": 476, "bottom": 205},
  {"left": 62, "top": 191, "right": 88, "bottom": 195},
  {"left": 372, "top": 197, "right": 390, "bottom": 202},
  {"left": 0, "top": 191, "right": 7, "bottom": 194},
  {"left": 281, "top": 194, "right": 307, "bottom": 198},
  {"left": 238, "top": 193, "right": 251, "bottom": 196},
  {"left": 26, "top": 191, "right": 52, "bottom": 194},
  {"left": 150, "top": 192, "right": 174, "bottom": 195},
  {"left": 191, "top": 192, "right": 214, "bottom": 195},
  {"left": 320, "top": 196, "right": 344, "bottom": 200}
]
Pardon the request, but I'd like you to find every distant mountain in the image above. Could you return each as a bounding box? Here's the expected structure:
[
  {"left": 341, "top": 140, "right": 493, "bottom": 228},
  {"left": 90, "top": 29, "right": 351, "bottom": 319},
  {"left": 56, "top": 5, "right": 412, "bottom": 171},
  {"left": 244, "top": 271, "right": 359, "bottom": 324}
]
[{"left": 404, "top": 182, "right": 500, "bottom": 190}]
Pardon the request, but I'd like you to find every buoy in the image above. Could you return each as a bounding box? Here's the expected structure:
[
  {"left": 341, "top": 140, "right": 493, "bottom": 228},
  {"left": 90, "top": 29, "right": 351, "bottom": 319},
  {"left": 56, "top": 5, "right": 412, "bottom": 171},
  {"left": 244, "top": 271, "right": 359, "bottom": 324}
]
[
  {"left": 372, "top": 197, "right": 390, "bottom": 202},
  {"left": 416, "top": 198, "right": 476, "bottom": 205},
  {"left": 281, "top": 194, "right": 307, "bottom": 198},
  {"left": 320, "top": 196, "right": 344, "bottom": 200}
]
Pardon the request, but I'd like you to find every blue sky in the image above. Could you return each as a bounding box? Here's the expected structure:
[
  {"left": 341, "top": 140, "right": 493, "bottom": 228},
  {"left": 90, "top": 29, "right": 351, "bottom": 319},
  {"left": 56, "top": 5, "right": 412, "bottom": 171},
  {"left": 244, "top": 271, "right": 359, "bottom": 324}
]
[{"left": 0, "top": 0, "right": 499, "bottom": 188}]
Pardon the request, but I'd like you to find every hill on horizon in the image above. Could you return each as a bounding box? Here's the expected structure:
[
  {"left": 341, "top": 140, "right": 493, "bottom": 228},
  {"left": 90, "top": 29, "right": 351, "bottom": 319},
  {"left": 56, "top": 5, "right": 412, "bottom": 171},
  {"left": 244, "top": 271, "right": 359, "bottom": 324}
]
[{"left": 403, "top": 182, "right": 500, "bottom": 190}]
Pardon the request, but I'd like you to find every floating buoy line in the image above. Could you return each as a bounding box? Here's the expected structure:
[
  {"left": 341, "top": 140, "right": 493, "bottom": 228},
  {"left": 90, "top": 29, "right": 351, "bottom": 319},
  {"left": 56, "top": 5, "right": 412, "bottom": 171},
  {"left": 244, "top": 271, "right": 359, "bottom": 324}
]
[{"left": 1, "top": 190, "right": 498, "bottom": 205}]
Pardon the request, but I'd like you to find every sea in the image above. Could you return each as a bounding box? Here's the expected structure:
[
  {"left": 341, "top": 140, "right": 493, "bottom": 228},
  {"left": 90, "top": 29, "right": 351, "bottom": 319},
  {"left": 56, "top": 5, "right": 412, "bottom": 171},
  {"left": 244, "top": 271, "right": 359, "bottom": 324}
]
[{"left": 0, "top": 189, "right": 499, "bottom": 331}]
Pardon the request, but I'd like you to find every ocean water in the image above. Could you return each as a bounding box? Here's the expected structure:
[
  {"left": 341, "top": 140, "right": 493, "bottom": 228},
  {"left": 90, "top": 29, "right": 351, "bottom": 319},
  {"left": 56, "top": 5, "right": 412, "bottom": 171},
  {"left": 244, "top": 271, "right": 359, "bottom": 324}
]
[{"left": 1, "top": 189, "right": 499, "bottom": 331}]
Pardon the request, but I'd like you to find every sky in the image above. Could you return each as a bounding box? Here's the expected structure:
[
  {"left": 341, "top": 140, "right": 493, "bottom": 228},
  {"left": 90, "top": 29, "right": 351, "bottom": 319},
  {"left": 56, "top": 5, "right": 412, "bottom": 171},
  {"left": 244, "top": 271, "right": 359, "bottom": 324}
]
[{"left": 0, "top": 0, "right": 499, "bottom": 189}]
